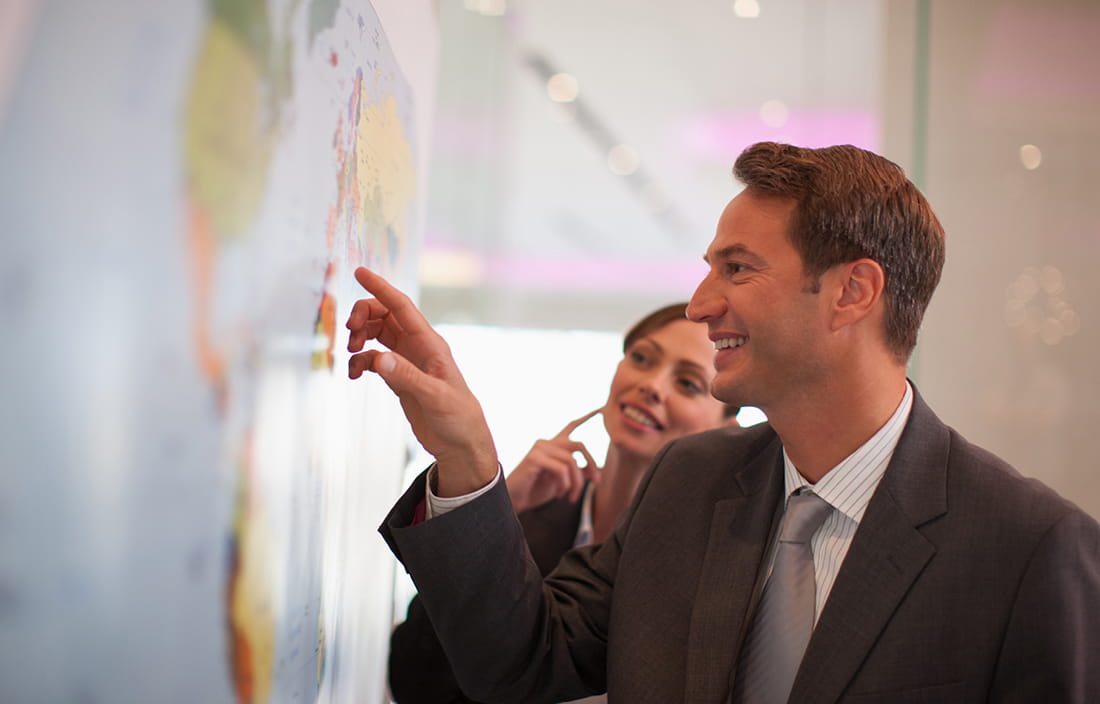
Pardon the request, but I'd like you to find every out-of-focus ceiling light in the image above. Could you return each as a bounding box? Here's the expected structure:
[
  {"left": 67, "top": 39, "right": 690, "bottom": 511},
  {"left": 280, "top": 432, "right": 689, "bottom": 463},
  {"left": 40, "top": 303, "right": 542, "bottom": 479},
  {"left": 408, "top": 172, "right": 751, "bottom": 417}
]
[
  {"left": 1019, "top": 144, "right": 1042, "bottom": 170},
  {"left": 1004, "top": 265, "right": 1079, "bottom": 346},
  {"left": 759, "top": 99, "right": 789, "bottom": 127},
  {"left": 733, "top": 0, "right": 761, "bottom": 19},
  {"left": 546, "top": 73, "right": 579, "bottom": 102},
  {"left": 463, "top": 0, "right": 506, "bottom": 17},
  {"left": 607, "top": 144, "right": 640, "bottom": 176}
]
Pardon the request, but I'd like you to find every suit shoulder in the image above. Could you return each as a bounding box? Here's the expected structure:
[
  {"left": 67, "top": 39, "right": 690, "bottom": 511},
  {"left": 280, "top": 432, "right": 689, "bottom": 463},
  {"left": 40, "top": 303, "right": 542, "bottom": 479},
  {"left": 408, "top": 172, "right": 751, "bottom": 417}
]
[
  {"left": 667, "top": 421, "right": 777, "bottom": 460},
  {"left": 945, "top": 426, "right": 1095, "bottom": 530},
  {"left": 639, "top": 422, "right": 780, "bottom": 493}
]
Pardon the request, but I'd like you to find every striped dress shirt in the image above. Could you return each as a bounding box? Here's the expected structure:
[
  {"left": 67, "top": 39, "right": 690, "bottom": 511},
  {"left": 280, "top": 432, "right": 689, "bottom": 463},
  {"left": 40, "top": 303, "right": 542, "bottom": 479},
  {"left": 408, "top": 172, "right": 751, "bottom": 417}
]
[{"left": 778, "top": 382, "right": 914, "bottom": 621}]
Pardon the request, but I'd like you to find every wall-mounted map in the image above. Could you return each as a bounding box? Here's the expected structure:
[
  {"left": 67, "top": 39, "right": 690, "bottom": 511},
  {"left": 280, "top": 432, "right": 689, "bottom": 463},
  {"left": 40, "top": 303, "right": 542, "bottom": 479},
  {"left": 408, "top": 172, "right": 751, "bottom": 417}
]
[{"left": 0, "top": 1, "right": 422, "bottom": 702}]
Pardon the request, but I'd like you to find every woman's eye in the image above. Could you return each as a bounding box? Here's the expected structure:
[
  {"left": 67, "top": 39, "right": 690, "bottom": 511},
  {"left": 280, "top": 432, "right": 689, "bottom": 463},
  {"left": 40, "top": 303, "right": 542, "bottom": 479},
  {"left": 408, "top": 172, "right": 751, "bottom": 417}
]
[
  {"left": 678, "top": 378, "right": 704, "bottom": 395},
  {"left": 630, "top": 350, "right": 650, "bottom": 365}
]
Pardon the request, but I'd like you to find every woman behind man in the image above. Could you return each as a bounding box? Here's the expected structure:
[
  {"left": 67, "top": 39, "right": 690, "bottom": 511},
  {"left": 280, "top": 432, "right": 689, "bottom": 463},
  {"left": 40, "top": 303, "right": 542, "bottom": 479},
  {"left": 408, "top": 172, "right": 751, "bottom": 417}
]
[{"left": 388, "top": 303, "right": 739, "bottom": 703}]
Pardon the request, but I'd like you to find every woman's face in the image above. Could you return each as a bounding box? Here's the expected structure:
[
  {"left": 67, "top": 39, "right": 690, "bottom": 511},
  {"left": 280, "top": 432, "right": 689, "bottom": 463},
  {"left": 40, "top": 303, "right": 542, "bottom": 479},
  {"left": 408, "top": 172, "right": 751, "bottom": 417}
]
[{"left": 602, "top": 318, "right": 728, "bottom": 461}]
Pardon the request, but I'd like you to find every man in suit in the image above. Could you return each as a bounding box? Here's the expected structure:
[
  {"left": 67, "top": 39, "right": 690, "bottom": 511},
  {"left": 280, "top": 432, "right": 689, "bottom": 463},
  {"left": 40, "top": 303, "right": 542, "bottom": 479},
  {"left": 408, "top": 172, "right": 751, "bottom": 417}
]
[{"left": 347, "top": 142, "right": 1100, "bottom": 703}]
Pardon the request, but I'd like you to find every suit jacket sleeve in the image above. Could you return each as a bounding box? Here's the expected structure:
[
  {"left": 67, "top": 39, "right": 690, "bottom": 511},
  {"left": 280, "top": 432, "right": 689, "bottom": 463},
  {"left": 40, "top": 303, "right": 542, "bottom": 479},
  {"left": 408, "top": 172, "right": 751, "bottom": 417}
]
[
  {"left": 380, "top": 470, "right": 624, "bottom": 704},
  {"left": 389, "top": 593, "right": 474, "bottom": 704},
  {"left": 386, "top": 490, "right": 585, "bottom": 704},
  {"left": 990, "top": 506, "right": 1100, "bottom": 702}
]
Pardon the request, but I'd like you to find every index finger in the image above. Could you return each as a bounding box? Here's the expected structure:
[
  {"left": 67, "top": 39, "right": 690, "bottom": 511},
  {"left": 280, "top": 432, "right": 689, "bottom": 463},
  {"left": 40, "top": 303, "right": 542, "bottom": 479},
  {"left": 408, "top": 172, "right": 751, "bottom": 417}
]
[
  {"left": 554, "top": 408, "right": 602, "bottom": 439},
  {"left": 351, "top": 267, "right": 432, "bottom": 336}
]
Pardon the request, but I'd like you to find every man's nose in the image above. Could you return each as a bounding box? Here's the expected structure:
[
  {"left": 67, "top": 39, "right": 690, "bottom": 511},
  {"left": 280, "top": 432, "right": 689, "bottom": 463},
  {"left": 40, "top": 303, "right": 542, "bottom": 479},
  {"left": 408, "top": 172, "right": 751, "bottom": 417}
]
[{"left": 687, "top": 273, "right": 720, "bottom": 322}]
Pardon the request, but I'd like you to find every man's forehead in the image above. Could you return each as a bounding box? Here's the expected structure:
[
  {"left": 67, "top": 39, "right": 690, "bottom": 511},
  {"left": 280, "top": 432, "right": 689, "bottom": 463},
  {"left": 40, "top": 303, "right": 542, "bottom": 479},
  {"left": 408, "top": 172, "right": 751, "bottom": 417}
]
[
  {"left": 706, "top": 194, "right": 795, "bottom": 248},
  {"left": 703, "top": 242, "right": 765, "bottom": 265}
]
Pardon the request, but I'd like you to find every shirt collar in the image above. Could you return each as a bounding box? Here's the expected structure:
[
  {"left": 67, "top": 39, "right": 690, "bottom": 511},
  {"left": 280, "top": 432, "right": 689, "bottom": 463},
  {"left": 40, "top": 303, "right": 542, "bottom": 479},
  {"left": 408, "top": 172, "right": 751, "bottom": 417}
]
[
  {"left": 782, "top": 381, "right": 914, "bottom": 524},
  {"left": 573, "top": 482, "right": 596, "bottom": 548}
]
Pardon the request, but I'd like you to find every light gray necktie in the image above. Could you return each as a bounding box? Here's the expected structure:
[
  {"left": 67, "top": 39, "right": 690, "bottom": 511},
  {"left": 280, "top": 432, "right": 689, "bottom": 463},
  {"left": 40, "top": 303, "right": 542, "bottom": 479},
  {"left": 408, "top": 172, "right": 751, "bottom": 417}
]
[{"left": 733, "top": 490, "right": 833, "bottom": 704}]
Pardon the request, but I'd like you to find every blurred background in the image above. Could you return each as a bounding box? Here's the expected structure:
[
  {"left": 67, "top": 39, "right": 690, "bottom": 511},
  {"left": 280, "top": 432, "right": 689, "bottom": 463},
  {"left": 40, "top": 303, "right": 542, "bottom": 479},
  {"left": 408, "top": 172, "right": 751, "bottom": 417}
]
[{"left": 420, "top": 0, "right": 1100, "bottom": 522}]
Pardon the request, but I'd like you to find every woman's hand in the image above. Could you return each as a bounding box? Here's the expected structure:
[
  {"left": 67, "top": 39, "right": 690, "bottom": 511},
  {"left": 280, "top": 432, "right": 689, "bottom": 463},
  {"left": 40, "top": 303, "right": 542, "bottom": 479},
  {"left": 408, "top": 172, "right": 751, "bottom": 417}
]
[
  {"left": 346, "top": 267, "right": 499, "bottom": 496},
  {"left": 506, "top": 409, "right": 601, "bottom": 513}
]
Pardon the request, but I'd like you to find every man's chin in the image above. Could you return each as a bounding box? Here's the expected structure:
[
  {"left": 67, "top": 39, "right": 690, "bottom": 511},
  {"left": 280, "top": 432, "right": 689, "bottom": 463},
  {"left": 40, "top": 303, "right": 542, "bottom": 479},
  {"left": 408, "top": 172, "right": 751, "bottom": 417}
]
[{"left": 712, "top": 379, "right": 752, "bottom": 409}]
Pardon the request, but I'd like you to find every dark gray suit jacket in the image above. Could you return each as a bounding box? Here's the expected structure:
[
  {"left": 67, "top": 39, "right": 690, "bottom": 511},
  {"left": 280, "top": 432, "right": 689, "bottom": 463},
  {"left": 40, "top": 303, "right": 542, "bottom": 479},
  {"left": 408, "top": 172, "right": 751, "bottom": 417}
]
[
  {"left": 381, "top": 390, "right": 1100, "bottom": 703},
  {"left": 388, "top": 495, "right": 584, "bottom": 703}
]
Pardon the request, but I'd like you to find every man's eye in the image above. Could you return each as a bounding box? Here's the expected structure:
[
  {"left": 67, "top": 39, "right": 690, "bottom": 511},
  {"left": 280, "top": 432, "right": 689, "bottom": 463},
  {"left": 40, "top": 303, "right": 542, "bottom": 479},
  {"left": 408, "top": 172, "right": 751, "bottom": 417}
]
[{"left": 727, "top": 262, "right": 748, "bottom": 275}]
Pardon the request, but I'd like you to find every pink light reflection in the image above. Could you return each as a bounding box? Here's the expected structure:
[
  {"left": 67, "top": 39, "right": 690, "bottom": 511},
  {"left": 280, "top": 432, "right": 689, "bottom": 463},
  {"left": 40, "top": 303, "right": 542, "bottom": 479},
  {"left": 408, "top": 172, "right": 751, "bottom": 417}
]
[
  {"left": 977, "top": 6, "right": 1100, "bottom": 100},
  {"left": 678, "top": 110, "right": 879, "bottom": 157},
  {"left": 483, "top": 253, "right": 708, "bottom": 294},
  {"left": 432, "top": 109, "right": 505, "bottom": 157}
]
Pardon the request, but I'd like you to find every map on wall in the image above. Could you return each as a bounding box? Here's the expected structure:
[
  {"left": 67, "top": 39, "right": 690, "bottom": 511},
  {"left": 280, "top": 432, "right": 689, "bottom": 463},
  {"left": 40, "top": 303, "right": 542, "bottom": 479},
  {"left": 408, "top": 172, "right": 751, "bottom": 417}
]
[{"left": 0, "top": 1, "right": 420, "bottom": 702}]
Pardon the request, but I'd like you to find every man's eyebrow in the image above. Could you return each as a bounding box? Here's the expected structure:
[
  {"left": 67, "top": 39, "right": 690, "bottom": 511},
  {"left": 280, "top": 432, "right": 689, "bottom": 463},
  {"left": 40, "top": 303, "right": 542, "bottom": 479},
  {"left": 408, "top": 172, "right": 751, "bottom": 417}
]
[{"left": 702, "top": 244, "right": 767, "bottom": 267}]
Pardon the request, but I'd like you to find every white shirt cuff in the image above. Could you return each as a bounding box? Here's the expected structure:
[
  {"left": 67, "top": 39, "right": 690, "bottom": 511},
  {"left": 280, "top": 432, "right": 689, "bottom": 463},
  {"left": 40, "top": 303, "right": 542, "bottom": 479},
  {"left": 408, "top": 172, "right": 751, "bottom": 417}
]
[{"left": 424, "top": 464, "right": 503, "bottom": 520}]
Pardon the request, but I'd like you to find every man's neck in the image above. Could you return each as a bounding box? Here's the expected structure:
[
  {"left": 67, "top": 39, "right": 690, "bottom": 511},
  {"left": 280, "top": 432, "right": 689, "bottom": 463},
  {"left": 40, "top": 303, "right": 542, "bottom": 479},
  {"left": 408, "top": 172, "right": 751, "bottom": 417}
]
[{"left": 767, "top": 370, "right": 909, "bottom": 484}]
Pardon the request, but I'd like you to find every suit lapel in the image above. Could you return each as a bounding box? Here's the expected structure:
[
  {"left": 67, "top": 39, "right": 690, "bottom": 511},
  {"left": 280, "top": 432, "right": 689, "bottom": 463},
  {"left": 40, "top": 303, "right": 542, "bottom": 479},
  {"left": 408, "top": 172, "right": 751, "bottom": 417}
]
[
  {"left": 789, "top": 390, "right": 951, "bottom": 703},
  {"left": 685, "top": 435, "right": 785, "bottom": 704}
]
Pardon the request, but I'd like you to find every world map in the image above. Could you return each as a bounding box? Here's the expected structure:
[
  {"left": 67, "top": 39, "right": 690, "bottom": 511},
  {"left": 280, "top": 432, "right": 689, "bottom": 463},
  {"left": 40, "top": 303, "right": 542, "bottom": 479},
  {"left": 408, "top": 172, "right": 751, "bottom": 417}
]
[{"left": 0, "top": 1, "right": 420, "bottom": 702}]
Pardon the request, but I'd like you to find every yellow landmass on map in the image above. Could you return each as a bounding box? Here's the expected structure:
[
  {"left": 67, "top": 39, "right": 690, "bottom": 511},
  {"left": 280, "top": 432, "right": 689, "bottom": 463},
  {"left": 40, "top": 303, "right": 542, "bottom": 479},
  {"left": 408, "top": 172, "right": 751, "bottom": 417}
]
[
  {"left": 227, "top": 441, "right": 275, "bottom": 704},
  {"left": 326, "top": 71, "right": 416, "bottom": 268},
  {"left": 352, "top": 76, "right": 415, "bottom": 263},
  {"left": 184, "top": 19, "right": 278, "bottom": 242}
]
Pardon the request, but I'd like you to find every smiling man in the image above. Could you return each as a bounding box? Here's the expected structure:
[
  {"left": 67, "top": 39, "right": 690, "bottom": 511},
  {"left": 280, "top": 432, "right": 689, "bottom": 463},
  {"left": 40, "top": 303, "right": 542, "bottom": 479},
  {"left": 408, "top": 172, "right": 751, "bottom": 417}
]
[{"left": 350, "top": 142, "right": 1100, "bottom": 703}]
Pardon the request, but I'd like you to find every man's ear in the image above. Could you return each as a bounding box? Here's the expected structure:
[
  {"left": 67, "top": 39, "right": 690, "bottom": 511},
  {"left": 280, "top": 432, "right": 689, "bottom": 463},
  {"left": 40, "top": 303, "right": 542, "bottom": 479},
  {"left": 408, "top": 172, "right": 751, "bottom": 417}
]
[{"left": 831, "top": 258, "right": 885, "bottom": 331}]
